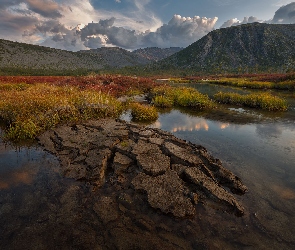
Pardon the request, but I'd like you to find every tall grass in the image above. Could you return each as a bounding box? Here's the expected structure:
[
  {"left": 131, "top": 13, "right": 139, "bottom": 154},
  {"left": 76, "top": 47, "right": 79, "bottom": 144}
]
[
  {"left": 151, "top": 86, "right": 215, "bottom": 109},
  {"left": 214, "top": 92, "right": 288, "bottom": 111},
  {"left": 0, "top": 83, "right": 123, "bottom": 140}
]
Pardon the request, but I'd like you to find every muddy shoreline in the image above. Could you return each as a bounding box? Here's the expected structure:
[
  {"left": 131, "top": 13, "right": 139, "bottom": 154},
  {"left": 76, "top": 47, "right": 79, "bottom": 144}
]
[{"left": 2, "top": 118, "right": 243, "bottom": 249}]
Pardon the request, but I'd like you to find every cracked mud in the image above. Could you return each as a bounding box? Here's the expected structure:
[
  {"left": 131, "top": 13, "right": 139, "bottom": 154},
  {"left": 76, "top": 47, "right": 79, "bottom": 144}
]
[{"left": 38, "top": 118, "right": 247, "bottom": 218}]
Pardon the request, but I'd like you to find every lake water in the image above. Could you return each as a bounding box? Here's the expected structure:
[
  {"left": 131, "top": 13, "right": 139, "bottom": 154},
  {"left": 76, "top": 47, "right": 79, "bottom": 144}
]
[
  {"left": 148, "top": 83, "right": 295, "bottom": 249},
  {"left": 0, "top": 83, "right": 294, "bottom": 249}
]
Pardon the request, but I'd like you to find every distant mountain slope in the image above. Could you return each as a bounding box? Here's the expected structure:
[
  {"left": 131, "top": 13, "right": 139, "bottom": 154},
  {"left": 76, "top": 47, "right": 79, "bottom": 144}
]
[
  {"left": 155, "top": 23, "right": 295, "bottom": 73},
  {"left": 0, "top": 39, "right": 182, "bottom": 75},
  {"left": 79, "top": 47, "right": 151, "bottom": 67},
  {"left": 132, "top": 47, "right": 183, "bottom": 62},
  {"left": 0, "top": 39, "right": 105, "bottom": 73}
]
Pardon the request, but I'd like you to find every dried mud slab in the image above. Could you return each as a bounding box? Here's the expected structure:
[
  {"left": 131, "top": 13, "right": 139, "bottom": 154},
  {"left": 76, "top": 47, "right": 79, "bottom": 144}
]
[{"left": 38, "top": 118, "right": 247, "bottom": 218}]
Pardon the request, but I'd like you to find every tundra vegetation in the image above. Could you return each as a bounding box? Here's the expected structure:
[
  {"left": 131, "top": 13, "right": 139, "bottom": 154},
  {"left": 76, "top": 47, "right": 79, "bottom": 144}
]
[
  {"left": 0, "top": 74, "right": 292, "bottom": 141},
  {"left": 213, "top": 92, "right": 288, "bottom": 111},
  {"left": 150, "top": 85, "right": 216, "bottom": 109}
]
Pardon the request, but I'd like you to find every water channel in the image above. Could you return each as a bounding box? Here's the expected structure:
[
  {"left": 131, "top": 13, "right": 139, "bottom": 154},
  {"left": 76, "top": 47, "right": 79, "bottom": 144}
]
[{"left": 0, "top": 82, "right": 294, "bottom": 249}]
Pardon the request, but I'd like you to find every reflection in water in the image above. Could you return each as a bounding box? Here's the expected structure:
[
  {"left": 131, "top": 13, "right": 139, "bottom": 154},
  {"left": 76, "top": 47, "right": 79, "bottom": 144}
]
[
  {"left": 152, "top": 111, "right": 229, "bottom": 133},
  {"left": 0, "top": 167, "right": 36, "bottom": 189},
  {"left": 148, "top": 108, "right": 295, "bottom": 248},
  {"left": 0, "top": 136, "right": 52, "bottom": 189}
]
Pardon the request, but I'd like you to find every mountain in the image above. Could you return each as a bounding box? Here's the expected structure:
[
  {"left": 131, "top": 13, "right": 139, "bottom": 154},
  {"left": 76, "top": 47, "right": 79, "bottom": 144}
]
[
  {"left": 155, "top": 23, "right": 295, "bottom": 73},
  {"left": 132, "top": 47, "right": 183, "bottom": 62},
  {"left": 79, "top": 47, "right": 151, "bottom": 67},
  {"left": 0, "top": 39, "right": 181, "bottom": 75}
]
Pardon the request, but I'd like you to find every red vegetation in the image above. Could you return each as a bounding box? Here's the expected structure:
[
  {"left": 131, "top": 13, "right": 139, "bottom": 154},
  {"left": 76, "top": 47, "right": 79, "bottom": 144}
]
[{"left": 0, "top": 75, "right": 159, "bottom": 97}]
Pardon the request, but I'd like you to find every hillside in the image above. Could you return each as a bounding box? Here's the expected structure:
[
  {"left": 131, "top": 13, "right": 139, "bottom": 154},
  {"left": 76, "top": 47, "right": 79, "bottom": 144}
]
[
  {"left": 155, "top": 23, "right": 295, "bottom": 74},
  {"left": 132, "top": 47, "right": 183, "bottom": 62},
  {"left": 0, "top": 40, "right": 180, "bottom": 75}
]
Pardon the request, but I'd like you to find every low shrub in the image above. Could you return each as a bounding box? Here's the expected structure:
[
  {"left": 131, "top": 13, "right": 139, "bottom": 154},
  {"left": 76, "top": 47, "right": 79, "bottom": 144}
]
[{"left": 130, "top": 103, "right": 158, "bottom": 121}]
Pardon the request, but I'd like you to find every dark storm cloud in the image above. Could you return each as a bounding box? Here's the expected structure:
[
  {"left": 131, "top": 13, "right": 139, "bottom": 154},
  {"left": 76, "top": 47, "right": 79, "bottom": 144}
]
[
  {"left": 80, "top": 18, "right": 138, "bottom": 49},
  {"left": 272, "top": 2, "right": 295, "bottom": 23}
]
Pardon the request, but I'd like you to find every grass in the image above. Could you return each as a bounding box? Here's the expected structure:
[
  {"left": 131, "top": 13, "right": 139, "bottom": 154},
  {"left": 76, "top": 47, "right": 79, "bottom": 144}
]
[
  {"left": 150, "top": 86, "right": 216, "bottom": 109},
  {"left": 130, "top": 103, "right": 158, "bottom": 121},
  {"left": 202, "top": 77, "right": 295, "bottom": 90},
  {"left": 214, "top": 92, "right": 288, "bottom": 111},
  {"left": 0, "top": 83, "right": 123, "bottom": 141}
]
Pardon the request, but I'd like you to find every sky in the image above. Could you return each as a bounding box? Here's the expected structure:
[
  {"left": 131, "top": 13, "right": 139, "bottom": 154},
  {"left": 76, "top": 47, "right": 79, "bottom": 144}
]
[{"left": 1, "top": 0, "right": 295, "bottom": 51}]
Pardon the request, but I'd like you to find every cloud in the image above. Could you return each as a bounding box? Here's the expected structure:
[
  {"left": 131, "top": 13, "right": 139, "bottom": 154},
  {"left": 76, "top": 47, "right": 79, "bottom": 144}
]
[
  {"left": 141, "top": 15, "right": 218, "bottom": 48},
  {"left": 3, "top": 0, "right": 295, "bottom": 52},
  {"left": 74, "top": 15, "right": 218, "bottom": 50},
  {"left": 271, "top": 2, "right": 295, "bottom": 23},
  {"left": 220, "top": 16, "right": 260, "bottom": 28},
  {"left": 79, "top": 18, "right": 138, "bottom": 49},
  {"left": 220, "top": 2, "right": 295, "bottom": 28},
  {"left": 26, "top": 0, "right": 63, "bottom": 18}
]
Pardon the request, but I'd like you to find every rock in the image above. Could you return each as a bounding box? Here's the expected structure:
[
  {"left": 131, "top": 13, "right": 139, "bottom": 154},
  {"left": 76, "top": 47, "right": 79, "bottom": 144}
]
[
  {"left": 112, "top": 152, "right": 133, "bottom": 174},
  {"left": 38, "top": 118, "right": 247, "bottom": 218},
  {"left": 184, "top": 167, "right": 245, "bottom": 216},
  {"left": 132, "top": 171, "right": 196, "bottom": 217},
  {"left": 163, "top": 142, "right": 202, "bottom": 166}
]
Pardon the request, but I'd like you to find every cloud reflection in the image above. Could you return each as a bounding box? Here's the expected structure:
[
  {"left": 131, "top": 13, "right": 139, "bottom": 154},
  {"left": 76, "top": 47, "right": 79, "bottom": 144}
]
[
  {"left": 151, "top": 110, "right": 229, "bottom": 133},
  {"left": 0, "top": 168, "right": 36, "bottom": 190}
]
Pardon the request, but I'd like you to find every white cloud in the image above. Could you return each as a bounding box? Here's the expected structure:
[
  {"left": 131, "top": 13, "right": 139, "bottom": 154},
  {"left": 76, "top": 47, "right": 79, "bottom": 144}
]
[
  {"left": 140, "top": 15, "right": 218, "bottom": 48},
  {"left": 220, "top": 16, "right": 260, "bottom": 28}
]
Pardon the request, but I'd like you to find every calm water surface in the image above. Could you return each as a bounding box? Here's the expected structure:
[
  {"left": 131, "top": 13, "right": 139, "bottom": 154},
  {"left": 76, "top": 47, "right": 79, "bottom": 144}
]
[{"left": 0, "top": 83, "right": 294, "bottom": 249}]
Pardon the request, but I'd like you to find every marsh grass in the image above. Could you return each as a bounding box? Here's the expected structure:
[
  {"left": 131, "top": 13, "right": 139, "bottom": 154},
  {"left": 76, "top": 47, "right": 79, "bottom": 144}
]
[
  {"left": 130, "top": 103, "right": 158, "bottom": 121},
  {"left": 204, "top": 78, "right": 295, "bottom": 90},
  {"left": 214, "top": 92, "right": 288, "bottom": 111},
  {"left": 151, "top": 86, "right": 215, "bottom": 109},
  {"left": 0, "top": 83, "right": 123, "bottom": 140}
]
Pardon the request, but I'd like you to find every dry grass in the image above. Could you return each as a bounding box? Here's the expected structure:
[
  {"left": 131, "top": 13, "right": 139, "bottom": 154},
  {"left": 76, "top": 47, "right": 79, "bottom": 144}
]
[{"left": 0, "top": 83, "right": 123, "bottom": 140}]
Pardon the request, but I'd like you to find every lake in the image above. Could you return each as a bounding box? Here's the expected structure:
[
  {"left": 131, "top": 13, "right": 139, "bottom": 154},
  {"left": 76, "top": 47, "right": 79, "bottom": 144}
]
[{"left": 0, "top": 82, "right": 294, "bottom": 249}]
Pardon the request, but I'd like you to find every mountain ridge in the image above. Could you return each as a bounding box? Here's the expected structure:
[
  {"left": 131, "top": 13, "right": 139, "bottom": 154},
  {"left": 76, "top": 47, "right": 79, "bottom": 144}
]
[{"left": 154, "top": 23, "right": 295, "bottom": 74}]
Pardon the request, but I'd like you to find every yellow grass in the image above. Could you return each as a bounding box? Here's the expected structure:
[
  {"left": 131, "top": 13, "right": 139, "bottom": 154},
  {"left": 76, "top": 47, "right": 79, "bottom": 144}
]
[{"left": 0, "top": 83, "right": 123, "bottom": 140}]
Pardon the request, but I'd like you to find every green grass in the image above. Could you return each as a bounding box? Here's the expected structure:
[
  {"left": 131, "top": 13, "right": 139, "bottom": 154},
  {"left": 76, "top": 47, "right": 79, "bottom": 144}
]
[
  {"left": 0, "top": 83, "right": 123, "bottom": 141},
  {"left": 214, "top": 92, "right": 288, "bottom": 111}
]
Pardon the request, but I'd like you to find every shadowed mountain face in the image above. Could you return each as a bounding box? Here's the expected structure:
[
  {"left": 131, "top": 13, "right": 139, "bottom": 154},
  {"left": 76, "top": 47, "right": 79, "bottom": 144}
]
[{"left": 155, "top": 23, "right": 295, "bottom": 73}]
